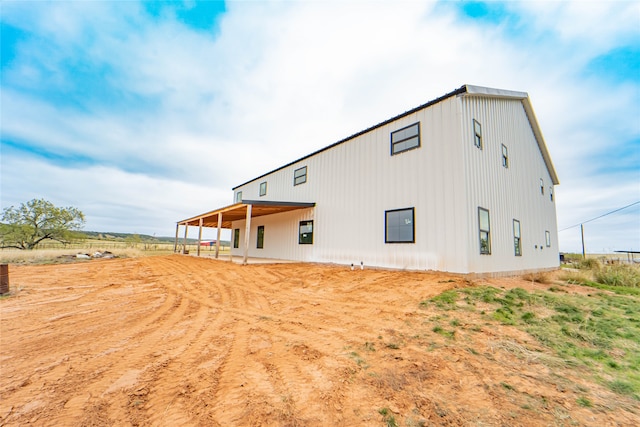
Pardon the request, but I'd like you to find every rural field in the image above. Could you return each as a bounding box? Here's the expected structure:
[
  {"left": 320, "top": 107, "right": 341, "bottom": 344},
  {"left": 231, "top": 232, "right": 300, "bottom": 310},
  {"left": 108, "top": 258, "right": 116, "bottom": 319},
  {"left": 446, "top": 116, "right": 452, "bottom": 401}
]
[{"left": 1, "top": 255, "right": 638, "bottom": 426}]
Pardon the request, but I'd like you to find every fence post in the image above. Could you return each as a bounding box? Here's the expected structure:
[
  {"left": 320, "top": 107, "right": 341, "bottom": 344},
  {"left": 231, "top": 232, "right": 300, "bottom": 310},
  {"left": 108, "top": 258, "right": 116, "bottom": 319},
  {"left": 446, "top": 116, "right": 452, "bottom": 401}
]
[{"left": 0, "top": 264, "right": 9, "bottom": 295}]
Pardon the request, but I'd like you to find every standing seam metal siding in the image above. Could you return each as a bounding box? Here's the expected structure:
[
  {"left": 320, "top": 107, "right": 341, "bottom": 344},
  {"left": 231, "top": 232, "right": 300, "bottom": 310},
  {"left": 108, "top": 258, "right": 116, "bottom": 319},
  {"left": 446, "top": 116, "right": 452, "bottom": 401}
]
[
  {"left": 460, "top": 96, "right": 558, "bottom": 274},
  {"left": 231, "top": 96, "right": 469, "bottom": 271},
  {"left": 230, "top": 92, "right": 558, "bottom": 273}
]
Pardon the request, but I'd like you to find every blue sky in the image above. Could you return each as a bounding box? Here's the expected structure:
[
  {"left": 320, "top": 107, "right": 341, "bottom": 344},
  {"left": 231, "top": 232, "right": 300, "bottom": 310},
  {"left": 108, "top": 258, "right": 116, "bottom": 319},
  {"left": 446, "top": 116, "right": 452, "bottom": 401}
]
[{"left": 1, "top": 0, "right": 638, "bottom": 253}]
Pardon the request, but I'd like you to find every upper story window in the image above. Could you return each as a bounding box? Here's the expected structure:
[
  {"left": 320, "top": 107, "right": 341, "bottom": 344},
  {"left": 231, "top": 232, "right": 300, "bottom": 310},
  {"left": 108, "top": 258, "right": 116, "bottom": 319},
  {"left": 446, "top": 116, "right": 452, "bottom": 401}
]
[
  {"left": 545, "top": 231, "right": 551, "bottom": 247},
  {"left": 235, "top": 191, "right": 242, "bottom": 203},
  {"left": 549, "top": 187, "right": 554, "bottom": 202},
  {"left": 385, "top": 208, "right": 415, "bottom": 243},
  {"left": 540, "top": 179, "right": 545, "bottom": 195},
  {"left": 391, "top": 123, "right": 420, "bottom": 155},
  {"left": 473, "top": 119, "right": 483, "bottom": 149},
  {"left": 294, "top": 166, "right": 307, "bottom": 186},
  {"left": 478, "top": 207, "right": 491, "bottom": 254},
  {"left": 502, "top": 144, "right": 509, "bottom": 168},
  {"left": 259, "top": 181, "right": 267, "bottom": 197}
]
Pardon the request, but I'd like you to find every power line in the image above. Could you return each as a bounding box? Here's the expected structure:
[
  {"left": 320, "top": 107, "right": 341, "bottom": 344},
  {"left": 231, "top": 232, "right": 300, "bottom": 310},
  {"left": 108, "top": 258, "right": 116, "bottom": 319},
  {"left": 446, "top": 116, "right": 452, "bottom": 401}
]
[{"left": 559, "top": 200, "right": 640, "bottom": 232}]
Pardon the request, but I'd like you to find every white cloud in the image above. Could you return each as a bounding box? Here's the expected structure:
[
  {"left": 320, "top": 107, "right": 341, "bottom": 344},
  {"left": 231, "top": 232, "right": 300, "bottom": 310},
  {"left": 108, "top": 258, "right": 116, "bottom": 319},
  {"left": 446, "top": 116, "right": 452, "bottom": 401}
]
[{"left": 1, "top": 0, "right": 638, "bottom": 250}]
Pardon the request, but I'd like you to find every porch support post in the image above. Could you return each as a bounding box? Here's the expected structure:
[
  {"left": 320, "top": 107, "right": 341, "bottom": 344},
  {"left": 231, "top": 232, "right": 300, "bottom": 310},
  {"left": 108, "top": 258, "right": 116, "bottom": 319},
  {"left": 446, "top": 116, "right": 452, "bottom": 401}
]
[
  {"left": 182, "top": 223, "right": 188, "bottom": 254},
  {"left": 174, "top": 223, "right": 179, "bottom": 253},
  {"left": 215, "top": 213, "right": 222, "bottom": 259},
  {"left": 243, "top": 204, "right": 252, "bottom": 265},
  {"left": 197, "top": 218, "right": 203, "bottom": 257}
]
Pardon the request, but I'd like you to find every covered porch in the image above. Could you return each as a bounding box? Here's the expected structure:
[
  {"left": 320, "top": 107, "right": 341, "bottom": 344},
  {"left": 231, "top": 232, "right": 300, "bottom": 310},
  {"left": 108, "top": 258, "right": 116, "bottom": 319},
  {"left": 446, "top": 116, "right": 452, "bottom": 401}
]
[{"left": 175, "top": 200, "right": 315, "bottom": 265}]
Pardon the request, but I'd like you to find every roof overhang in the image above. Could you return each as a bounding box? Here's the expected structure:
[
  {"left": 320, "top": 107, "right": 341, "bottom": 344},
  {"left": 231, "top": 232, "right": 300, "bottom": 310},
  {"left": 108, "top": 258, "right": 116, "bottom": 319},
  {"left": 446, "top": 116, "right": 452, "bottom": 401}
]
[
  {"left": 177, "top": 200, "right": 315, "bottom": 229},
  {"left": 463, "top": 85, "right": 560, "bottom": 185}
]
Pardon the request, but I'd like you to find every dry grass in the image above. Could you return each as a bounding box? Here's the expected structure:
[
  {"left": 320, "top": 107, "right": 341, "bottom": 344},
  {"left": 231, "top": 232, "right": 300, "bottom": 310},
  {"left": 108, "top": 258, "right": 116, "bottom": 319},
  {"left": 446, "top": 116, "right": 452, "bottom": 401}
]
[
  {"left": 522, "top": 272, "right": 551, "bottom": 284},
  {"left": 0, "top": 247, "right": 148, "bottom": 264}
]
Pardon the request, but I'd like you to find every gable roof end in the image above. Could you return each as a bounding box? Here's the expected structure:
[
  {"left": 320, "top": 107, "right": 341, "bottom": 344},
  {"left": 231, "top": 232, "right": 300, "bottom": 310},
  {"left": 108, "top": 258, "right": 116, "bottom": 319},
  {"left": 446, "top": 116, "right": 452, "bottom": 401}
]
[{"left": 464, "top": 85, "right": 559, "bottom": 185}]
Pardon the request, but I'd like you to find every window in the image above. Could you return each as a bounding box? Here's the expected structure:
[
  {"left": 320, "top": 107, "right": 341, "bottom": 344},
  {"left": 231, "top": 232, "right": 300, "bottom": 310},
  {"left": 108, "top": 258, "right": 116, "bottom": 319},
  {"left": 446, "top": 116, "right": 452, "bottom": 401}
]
[
  {"left": 294, "top": 166, "right": 307, "bottom": 186},
  {"left": 473, "top": 119, "right": 482, "bottom": 149},
  {"left": 540, "top": 179, "right": 544, "bottom": 195},
  {"left": 259, "top": 181, "right": 267, "bottom": 197},
  {"left": 299, "top": 220, "right": 313, "bottom": 244},
  {"left": 502, "top": 144, "right": 509, "bottom": 168},
  {"left": 513, "top": 219, "right": 522, "bottom": 256},
  {"left": 235, "top": 191, "right": 242, "bottom": 203},
  {"left": 233, "top": 228, "right": 240, "bottom": 249},
  {"left": 545, "top": 231, "right": 551, "bottom": 247},
  {"left": 385, "top": 208, "right": 415, "bottom": 243},
  {"left": 391, "top": 123, "right": 420, "bottom": 155},
  {"left": 478, "top": 207, "right": 491, "bottom": 254},
  {"left": 549, "top": 187, "right": 554, "bottom": 202},
  {"left": 257, "top": 226, "right": 264, "bottom": 249}
]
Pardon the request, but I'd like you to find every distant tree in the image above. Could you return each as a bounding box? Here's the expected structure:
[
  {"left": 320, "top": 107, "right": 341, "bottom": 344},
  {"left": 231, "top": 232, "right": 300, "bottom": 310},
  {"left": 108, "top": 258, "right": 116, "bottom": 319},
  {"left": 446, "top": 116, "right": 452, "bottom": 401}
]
[{"left": 0, "top": 198, "right": 85, "bottom": 249}]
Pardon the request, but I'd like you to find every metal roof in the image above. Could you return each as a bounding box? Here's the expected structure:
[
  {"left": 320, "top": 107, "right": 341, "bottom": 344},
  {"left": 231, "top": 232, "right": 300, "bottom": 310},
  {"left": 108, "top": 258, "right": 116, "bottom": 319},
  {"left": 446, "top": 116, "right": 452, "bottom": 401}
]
[{"left": 177, "top": 200, "right": 315, "bottom": 229}]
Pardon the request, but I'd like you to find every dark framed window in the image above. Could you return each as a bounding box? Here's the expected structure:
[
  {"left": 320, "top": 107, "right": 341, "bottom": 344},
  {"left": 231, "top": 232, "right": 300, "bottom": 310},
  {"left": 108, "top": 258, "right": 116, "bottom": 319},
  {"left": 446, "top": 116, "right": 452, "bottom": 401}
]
[
  {"left": 259, "top": 181, "right": 267, "bottom": 197},
  {"left": 545, "top": 231, "right": 551, "bottom": 247},
  {"left": 235, "top": 191, "right": 242, "bottom": 203},
  {"left": 513, "top": 219, "right": 522, "bottom": 256},
  {"left": 391, "top": 123, "right": 420, "bottom": 155},
  {"left": 257, "top": 225, "right": 264, "bottom": 249},
  {"left": 502, "top": 144, "right": 509, "bottom": 168},
  {"left": 294, "top": 166, "right": 307, "bottom": 186},
  {"left": 233, "top": 228, "right": 240, "bottom": 249},
  {"left": 473, "top": 119, "right": 482, "bottom": 149},
  {"left": 549, "top": 187, "right": 554, "bottom": 202},
  {"left": 478, "top": 207, "right": 491, "bottom": 254},
  {"left": 385, "top": 208, "right": 415, "bottom": 243},
  {"left": 540, "top": 179, "right": 544, "bottom": 195},
  {"left": 299, "top": 220, "right": 313, "bottom": 244}
]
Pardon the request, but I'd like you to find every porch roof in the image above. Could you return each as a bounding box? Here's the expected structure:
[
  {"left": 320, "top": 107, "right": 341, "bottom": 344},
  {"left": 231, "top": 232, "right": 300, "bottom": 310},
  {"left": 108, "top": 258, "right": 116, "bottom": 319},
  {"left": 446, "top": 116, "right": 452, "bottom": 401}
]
[{"left": 177, "top": 200, "right": 315, "bottom": 229}]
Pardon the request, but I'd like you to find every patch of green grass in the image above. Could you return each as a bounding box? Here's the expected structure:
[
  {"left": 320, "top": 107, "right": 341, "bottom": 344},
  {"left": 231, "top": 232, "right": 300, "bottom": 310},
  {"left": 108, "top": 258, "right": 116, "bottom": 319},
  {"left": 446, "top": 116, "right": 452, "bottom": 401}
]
[
  {"left": 378, "top": 408, "right": 398, "bottom": 427},
  {"left": 576, "top": 396, "right": 592, "bottom": 407},
  {"left": 422, "top": 289, "right": 459, "bottom": 309},
  {"left": 424, "top": 281, "right": 640, "bottom": 400},
  {"left": 348, "top": 351, "right": 368, "bottom": 368},
  {"left": 432, "top": 325, "right": 455, "bottom": 339},
  {"left": 500, "top": 382, "right": 515, "bottom": 391}
]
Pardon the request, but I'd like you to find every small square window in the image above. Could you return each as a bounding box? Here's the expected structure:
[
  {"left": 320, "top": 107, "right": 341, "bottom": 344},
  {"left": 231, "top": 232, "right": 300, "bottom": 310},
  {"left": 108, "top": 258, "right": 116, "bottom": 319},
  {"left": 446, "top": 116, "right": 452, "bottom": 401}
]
[
  {"left": 545, "top": 231, "right": 551, "bottom": 247},
  {"left": 385, "top": 208, "right": 415, "bottom": 243},
  {"left": 259, "top": 181, "right": 267, "bottom": 197},
  {"left": 257, "top": 225, "right": 264, "bottom": 249},
  {"left": 502, "top": 144, "right": 509, "bottom": 168},
  {"left": 294, "top": 166, "right": 307, "bottom": 186},
  {"left": 299, "top": 220, "right": 313, "bottom": 244},
  {"left": 391, "top": 123, "right": 420, "bottom": 155},
  {"left": 513, "top": 219, "right": 522, "bottom": 256},
  {"left": 473, "top": 119, "right": 482, "bottom": 149},
  {"left": 233, "top": 228, "right": 240, "bottom": 249},
  {"left": 478, "top": 207, "right": 491, "bottom": 254},
  {"left": 235, "top": 191, "right": 242, "bottom": 203}
]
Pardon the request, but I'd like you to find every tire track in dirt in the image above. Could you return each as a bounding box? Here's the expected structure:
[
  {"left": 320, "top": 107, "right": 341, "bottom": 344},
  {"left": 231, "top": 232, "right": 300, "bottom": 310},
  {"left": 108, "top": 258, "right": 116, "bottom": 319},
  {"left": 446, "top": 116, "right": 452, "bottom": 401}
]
[{"left": 5, "top": 256, "right": 635, "bottom": 427}]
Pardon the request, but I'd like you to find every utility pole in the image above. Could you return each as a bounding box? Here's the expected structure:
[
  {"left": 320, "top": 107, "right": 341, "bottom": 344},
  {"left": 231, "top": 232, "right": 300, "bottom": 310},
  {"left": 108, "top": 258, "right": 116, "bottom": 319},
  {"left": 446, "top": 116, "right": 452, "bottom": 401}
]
[{"left": 581, "top": 224, "right": 586, "bottom": 259}]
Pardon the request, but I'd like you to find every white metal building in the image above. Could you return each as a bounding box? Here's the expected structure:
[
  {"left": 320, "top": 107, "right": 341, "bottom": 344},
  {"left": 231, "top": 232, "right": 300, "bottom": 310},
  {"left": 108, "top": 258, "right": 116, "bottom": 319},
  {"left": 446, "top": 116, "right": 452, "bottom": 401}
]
[{"left": 177, "top": 84, "right": 560, "bottom": 275}]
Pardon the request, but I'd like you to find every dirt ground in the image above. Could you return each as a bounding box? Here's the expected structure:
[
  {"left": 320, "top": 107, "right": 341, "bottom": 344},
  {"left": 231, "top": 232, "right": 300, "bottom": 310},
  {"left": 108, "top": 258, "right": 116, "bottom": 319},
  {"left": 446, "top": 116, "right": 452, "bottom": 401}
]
[{"left": 1, "top": 255, "right": 638, "bottom": 426}]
